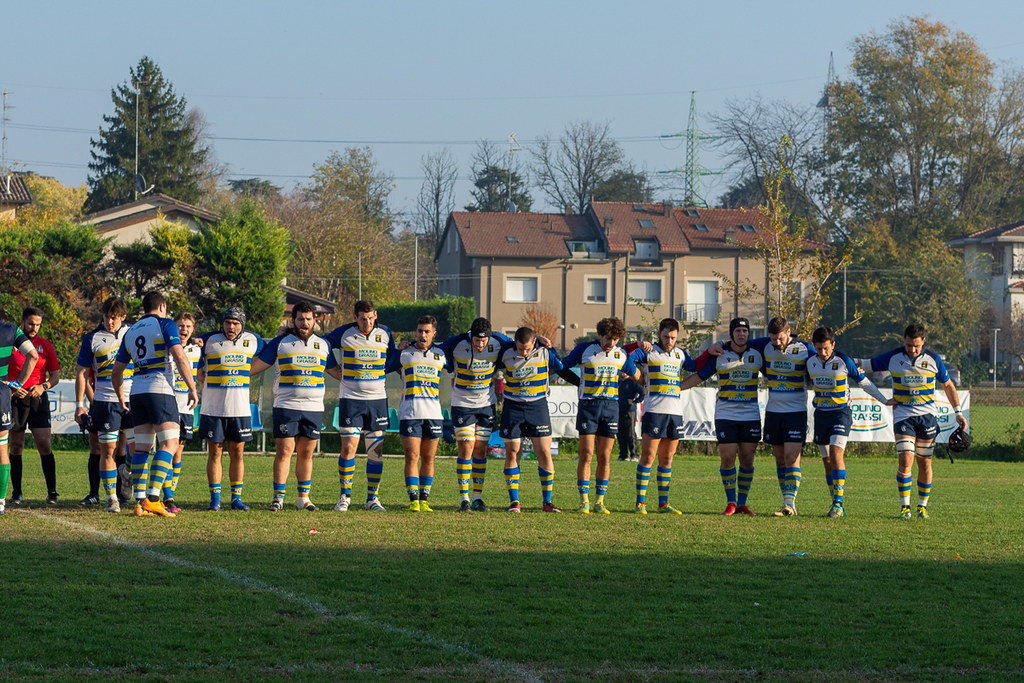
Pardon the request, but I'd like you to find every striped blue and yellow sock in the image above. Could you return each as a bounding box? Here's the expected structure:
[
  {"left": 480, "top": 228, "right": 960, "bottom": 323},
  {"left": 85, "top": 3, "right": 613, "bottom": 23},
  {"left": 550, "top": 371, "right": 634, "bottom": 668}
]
[
  {"left": 824, "top": 463, "right": 834, "bottom": 492},
  {"left": 917, "top": 479, "right": 931, "bottom": 507},
  {"left": 656, "top": 466, "right": 672, "bottom": 506},
  {"left": 503, "top": 466, "right": 520, "bottom": 503},
  {"left": 230, "top": 481, "right": 244, "bottom": 503},
  {"left": 209, "top": 482, "right": 222, "bottom": 507},
  {"left": 147, "top": 450, "right": 173, "bottom": 497},
  {"left": 272, "top": 481, "right": 286, "bottom": 503},
  {"left": 456, "top": 456, "right": 471, "bottom": 500},
  {"left": 471, "top": 454, "right": 487, "bottom": 500},
  {"left": 635, "top": 465, "right": 651, "bottom": 504},
  {"left": 405, "top": 475, "right": 420, "bottom": 501},
  {"left": 100, "top": 468, "right": 117, "bottom": 497},
  {"left": 737, "top": 466, "right": 754, "bottom": 506},
  {"left": 297, "top": 479, "right": 311, "bottom": 503},
  {"left": 171, "top": 460, "right": 181, "bottom": 496},
  {"left": 595, "top": 478, "right": 609, "bottom": 505},
  {"left": 366, "top": 460, "right": 384, "bottom": 499},
  {"left": 897, "top": 471, "right": 912, "bottom": 505},
  {"left": 776, "top": 466, "right": 786, "bottom": 496},
  {"left": 832, "top": 468, "right": 846, "bottom": 504},
  {"left": 131, "top": 450, "right": 149, "bottom": 499},
  {"left": 420, "top": 476, "right": 433, "bottom": 500},
  {"left": 720, "top": 467, "right": 738, "bottom": 504},
  {"left": 538, "top": 467, "right": 554, "bottom": 504},
  {"left": 338, "top": 455, "right": 356, "bottom": 496}
]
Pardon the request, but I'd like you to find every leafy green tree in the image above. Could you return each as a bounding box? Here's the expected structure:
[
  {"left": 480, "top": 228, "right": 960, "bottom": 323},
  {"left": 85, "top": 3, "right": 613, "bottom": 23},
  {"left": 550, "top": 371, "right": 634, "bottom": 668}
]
[
  {"left": 85, "top": 56, "right": 210, "bottom": 213},
  {"left": 306, "top": 147, "right": 394, "bottom": 228},
  {"left": 191, "top": 200, "right": 292, "bottom": 336},
  {"left": 465, "top": 140, "right": 532, "bottom": 212},
  {"left": 229, "top": 177, "right": 282, "bottom": 201},
  {"left": 826, "top": 16, "right": 1024, "bottom": 241},
  {"left": 17, "top": 173, "right": 87, "bottom": 220},
  {"left": 592, "top": 166, "right": 653, "bottom": 203}
]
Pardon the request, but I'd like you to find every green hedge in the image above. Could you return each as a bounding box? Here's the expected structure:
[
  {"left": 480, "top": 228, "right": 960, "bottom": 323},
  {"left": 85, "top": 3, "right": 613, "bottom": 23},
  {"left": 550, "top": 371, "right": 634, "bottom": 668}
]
[{"left": 376, "top": 296, "right": 475, "bottom": 340}]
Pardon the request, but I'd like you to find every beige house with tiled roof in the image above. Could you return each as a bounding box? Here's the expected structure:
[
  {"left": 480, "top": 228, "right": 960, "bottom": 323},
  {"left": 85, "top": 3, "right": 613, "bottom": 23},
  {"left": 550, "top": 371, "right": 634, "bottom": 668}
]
[
  {"left": 949, "top": 220, "right": 1024, "bottom": 327},
  {"left": 437, "top": 201, "right": 809, "bottom": 350},
  {"left": 0, "top": 174, "right": 32, "bottom": 220},
  {"left": 81, "top": 193, "right": 220, "bottom": 248}
]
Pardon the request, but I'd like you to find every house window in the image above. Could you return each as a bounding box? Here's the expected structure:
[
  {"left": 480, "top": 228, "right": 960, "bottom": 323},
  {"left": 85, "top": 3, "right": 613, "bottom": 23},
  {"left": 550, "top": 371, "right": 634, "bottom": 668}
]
[
  {"left": 741, "top": 224, "right": 756, "bottom": 232},
  {"left": 1013, "top": 244, "right": 1024, "bottom": 275},
  {"left": 683, "top": 280, "right": 719, "bottom": 322},
  {"left": 585, "top": 277, "right": 608, "bottom": 304},
  {"left": 505, "top": 276, "right": 538, "bottom": 303},
  {"left": 694, "top": 223, "right": 709, "bottom": 232},
  {"left": 638, "top": 219, "right": 655, "bottom": 229},
  {"left": 628, "top": 278, "right": 662, "bottom": 304},
  {"left": 634, "top": 240, "right": 659, "bottom": 261}
]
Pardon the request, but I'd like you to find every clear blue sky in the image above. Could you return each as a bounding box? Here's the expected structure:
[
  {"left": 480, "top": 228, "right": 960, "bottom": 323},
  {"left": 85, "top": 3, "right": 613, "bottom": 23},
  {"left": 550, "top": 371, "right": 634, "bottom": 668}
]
[{"left": 3, "top": 1, "right": 1023, "bottom": 221}]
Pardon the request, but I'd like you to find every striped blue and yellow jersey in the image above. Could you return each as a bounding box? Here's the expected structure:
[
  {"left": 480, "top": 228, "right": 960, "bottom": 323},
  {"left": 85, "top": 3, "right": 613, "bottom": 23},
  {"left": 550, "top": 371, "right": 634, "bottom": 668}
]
[
  {"left": 116, "top": 314, "right": 182, "bottom": 397},
  {"left": 324, "top": 322, "right": 397, "bottom": 401},
  {"left": 561, "top": 341, "right": 638, "bottom": 401},
  {"left": 629, "top": 344, "right": 696, "bottom": 415},
  {"left": 863, "top": 347, "right": 949, "bottom": 421},
  {"left": 397, "top": 344, "right": 447, "bottom": 420},
  {"left": 199, "top": 330, "right": 263, "bottom": 418},
  {"left": 76, "top": 324, "right": 133, "bottom": 403},
  {"left": 439, "top": 331, "right": 513, "bottom": 409},
  {"left": 697, "top": 344, "right": 763, "bottom": 421},
  {"left": 806, "top": 350, "right": 865, "bottom": 411},
  {"left": 173, "top": 342, "right": 202, "bottom": 413},
  {"left": 497, "top": 343, "right": 563, "bottom": 403},
  {"left": 258, "top": 332, "right": 330, "bottom": 411},
  {"left": 748, "top": 336, "right": 815, "bottom": 414}
]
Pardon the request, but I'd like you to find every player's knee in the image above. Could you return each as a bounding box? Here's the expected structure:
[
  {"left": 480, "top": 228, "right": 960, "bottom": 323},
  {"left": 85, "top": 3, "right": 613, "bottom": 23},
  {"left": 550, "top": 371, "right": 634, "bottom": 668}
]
[
  {"left": 156, "top": 428, "right": 178, "bottom": 446},
  {"left": 895, "top": 437, "right": 916, "bottom": 454},
  {"left": 830, "top": 435, "right": 848, "bottom": 451},
  {"left": 366, "top": 431, "right": 385, "bottom": 462},
  {"left": 475, "top": 427, "right": 492, "bottom": 442},
  {"left": 916, "top": 443, "right": 935, "bottom": 458}
]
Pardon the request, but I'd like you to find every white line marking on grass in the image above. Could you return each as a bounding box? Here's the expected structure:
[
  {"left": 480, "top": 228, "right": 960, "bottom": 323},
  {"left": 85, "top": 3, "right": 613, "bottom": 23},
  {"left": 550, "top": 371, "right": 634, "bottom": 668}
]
[{"left": 27, "top": 511, "right": 543, "bottom": 683}]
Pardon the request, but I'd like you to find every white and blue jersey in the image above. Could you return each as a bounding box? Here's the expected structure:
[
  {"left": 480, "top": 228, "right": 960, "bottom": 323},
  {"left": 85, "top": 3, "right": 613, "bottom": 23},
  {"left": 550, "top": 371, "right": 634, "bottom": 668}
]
[
  {"left": 77, "top": 324, "right": 133, "bottom": 403},
  {"left": 807, "top": 350, "right": 886, "bottom": 410},
  {"left": 862, "top": 348, "right": 949, "bottom": 422},
  {"left": 497, "top": 343, "right": 563, "bottom": 403},
  {"left": 696, "top": 344, "right": 764, "bottom": 421},
  {"left": 199, "top": 330, "right": 264, "bottom": 418},
  {"left": 258, "top": 332, "right": 330, "bottom": 411},
  {"left": 629, "top": 344, "right": 696, "bottom": 415},
  {"left": 748, "top": 336, "right": 815, "bottom": 414},
  {"left": 397, "top": 344, "right": 447, "bottom": 421},
  {"left": 439, "top": 332, "right": 512, "bottom": 409},
  {"left": 173, "top": 342, "right": 202, "bottom": 413},
  {"left": 324, "top": 322, "right": 397, "bottom": 402},
  {"left": 115, "top": 314, "right": 182, "bottom": 397},
  {"left": 561, "top": 341, "right": 637, "bottom": 401}
]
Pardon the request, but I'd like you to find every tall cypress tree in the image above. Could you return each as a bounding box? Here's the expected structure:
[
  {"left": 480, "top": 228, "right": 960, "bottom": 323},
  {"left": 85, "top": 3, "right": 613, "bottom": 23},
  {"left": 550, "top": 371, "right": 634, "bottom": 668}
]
[{"left": 85, "top": 57, "right": 209, "bottom": 213}]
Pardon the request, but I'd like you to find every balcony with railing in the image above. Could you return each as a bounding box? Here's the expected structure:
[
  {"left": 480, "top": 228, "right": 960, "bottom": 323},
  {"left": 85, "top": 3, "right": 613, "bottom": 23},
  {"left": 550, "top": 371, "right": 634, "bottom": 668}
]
[{"left": 676, "top": 302, "right": 720, "bottom": 323}]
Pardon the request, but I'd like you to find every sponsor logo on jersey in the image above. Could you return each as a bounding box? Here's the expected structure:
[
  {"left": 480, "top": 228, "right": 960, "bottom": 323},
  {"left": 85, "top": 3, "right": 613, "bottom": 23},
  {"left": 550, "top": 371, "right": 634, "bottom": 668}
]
[
  {"left": 470, "top": 359, "right": 491, "bottom": 371},
  {"left": 243, "top": 339, "right": 250, "bottom": 347},
  {"left": 313, "top": 342, "right": 321, "bottom": 349},
  {"left": 222, "top": 353, "right": 246, "bottom": 365},
  {"left": 730, "top": 369, "right": 753, "bottom": 382},
  {"left": 814, "top": 376, "right": 835, "bottom": 388},
  {"left": 356, "top": 348, "right": 379, "bottom": 360},
  {"left": 295, "top": 354, "right": 318, "bottom": 365},
  {"left": 511, "top": 366, "right": 536, "bottom": 380},
  {"left": 903, "top": 374, "right": 926, "bottom": 386},
  {"left": 375, "top": 334, "right": 382, "bottom": 343},
  {"left": 414, "top": 365, "right": 439, "bottom": 378}
]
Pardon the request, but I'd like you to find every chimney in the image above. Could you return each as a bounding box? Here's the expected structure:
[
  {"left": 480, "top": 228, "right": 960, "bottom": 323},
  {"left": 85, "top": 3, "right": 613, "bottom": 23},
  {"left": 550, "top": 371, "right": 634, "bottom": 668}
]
[
  {"left": 603, "top": 215, "right": 614, "bottom": 235},
  {"left": 662, "top": 200, "right": 673, "bottom": 217},
  {"left": 565, "top": 202, "right": 574, "bottom": 215},
  {"left": 724, "top": 225, "right": 736, "bottom": 244}
]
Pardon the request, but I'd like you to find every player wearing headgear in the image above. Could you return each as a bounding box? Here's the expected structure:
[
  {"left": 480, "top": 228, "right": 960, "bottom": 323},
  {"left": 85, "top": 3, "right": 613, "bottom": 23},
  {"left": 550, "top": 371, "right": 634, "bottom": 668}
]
[
  {"left": 437, "top": 317, "right": 513, "bottom": 512},
  {"left": 112, "top": 291, "right": 198, "bottom": 518},
  {"left": 0, "top": 319, "right": 39, "bottom": 516},
  {"left": 395, "top": 315, "right": 447, "bottom": 511},
  {"left": 627, "top": 317, "right": 704, "bottom": 514},
  {"left": 251, "top": 300, "right": 329, "bottom": 512},
  {"left": 162, "top": 312, "right": 201, "bottom": 513},
  {"left": 324, "top": 299, "right": 397, "bottom": 512},
  {"left": 198, "top": 306, "right": 263, "bottom": 511},
  {"left": 561, "top": 317, "right": 640, "bottom": 514},
  {"left": 7, "top": 306, "right": 61, "bottom": 506},
  {"left": 495, "top": 326, "right": 565, "bottom": 513},
  {"left": 858, "top": 323, "right": 967, "bottom": 520},
  {"left": 680, "top": 317, "right": 764, "bottom": 515},
  {"left": 806, "top": 326, "right": 887, "bottom": 518},
  {"left": 74, "top": 296, "right": 134, "bottom": 512}
]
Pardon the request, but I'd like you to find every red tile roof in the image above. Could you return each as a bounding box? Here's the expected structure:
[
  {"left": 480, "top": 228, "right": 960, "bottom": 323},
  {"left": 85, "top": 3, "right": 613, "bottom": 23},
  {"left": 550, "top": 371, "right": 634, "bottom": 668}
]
[
  {"left": 588, "top": 201, "right": 690, "bottom": 253},
  {"left": 447, "top": 211, "right": 596, "bottom": 258},
  {"left": 0, "top": 174, "right": 32, "bottom": 205},
  {"left": 949, "top": 220, "right": 1024, "bottom": 245}
]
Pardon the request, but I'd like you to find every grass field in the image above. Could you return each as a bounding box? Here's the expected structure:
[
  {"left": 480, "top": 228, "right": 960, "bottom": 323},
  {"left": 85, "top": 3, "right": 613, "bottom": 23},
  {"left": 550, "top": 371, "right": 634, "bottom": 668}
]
[{"left": 3, "top": 452, "right": 1023, "bottom": 681}]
